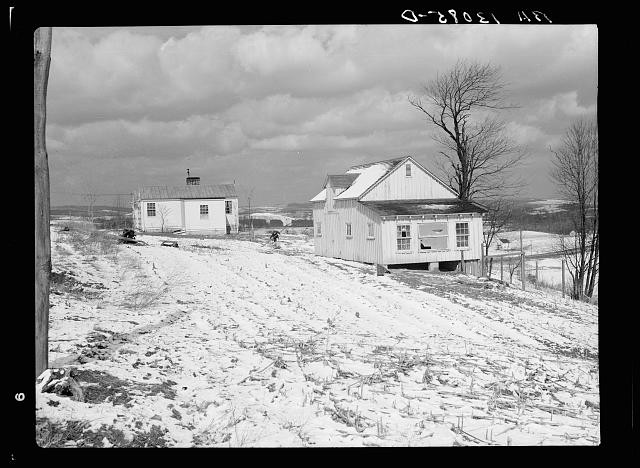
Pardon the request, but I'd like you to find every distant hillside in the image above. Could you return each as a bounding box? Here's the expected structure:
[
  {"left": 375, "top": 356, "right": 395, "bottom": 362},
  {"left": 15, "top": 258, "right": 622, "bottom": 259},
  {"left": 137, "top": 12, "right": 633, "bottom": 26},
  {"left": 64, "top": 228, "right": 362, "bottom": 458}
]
[{"left": 51, "top": 205, "right": 131, "bottom": 216}]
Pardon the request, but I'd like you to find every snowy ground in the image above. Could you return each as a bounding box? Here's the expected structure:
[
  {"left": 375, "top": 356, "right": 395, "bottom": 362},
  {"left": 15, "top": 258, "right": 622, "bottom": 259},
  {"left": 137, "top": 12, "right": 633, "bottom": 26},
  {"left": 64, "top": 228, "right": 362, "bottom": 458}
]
[
  {"left": 486, "top": 231, "right": 598, "bottom": 297},
  {"left": 36, "top": 222, "right": 600, "bottom": 447}
]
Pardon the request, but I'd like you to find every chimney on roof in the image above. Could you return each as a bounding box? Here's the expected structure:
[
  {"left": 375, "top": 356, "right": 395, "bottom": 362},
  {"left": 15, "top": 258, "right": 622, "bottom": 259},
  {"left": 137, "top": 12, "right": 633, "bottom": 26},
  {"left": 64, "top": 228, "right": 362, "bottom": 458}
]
[{"left": 186, "top": 168, "right": 200, "bottom": 185}]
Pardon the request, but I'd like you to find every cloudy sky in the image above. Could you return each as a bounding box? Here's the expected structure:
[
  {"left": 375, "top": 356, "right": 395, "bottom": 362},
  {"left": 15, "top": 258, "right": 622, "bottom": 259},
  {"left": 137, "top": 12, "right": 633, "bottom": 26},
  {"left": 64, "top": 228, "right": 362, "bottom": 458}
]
[{"left": 45, "top": 24, "right": 597, "bottom": 207}]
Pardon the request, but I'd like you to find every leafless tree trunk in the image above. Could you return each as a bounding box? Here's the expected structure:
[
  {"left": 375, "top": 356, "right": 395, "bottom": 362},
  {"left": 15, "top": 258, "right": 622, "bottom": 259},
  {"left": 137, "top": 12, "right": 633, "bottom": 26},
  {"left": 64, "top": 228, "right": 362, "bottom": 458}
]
[
  {"left": 508, "top": 255, "right": 522, "bottom": 283},
  {"left": 482, "top": 198, "right": 514, "bottom": 256},
  {"left": 83, "top": 190, "right": 97, "bottom": 224},
  {"left": 551, "top": 119, "right": 598, "bottom": 300},
  {"left": 409, "top": 60, "right": 526, "bottom": 201},
  {"left": 157, "top": 204, "right": 172, "bottom": 233},
  {"left": 35, "top": 27, "right": 53, "bottom": 378}
]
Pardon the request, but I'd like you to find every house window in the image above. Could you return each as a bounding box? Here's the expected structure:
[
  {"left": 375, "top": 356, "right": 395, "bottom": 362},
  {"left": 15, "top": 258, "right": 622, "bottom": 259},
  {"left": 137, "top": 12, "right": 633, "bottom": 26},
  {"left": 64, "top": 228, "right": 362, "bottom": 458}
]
[
  {"left": 405, "top": 164, "right": 412, "bottom": 177},
  {"left": 346, "top": 223, "right": 352, "bottom": 237},
  {"left": 456, "top": 222, "right": 469, "bottom": 248},
  {"left": 397, "top": 224, "right": 411, "bottom": 251},
  {"left": 316, "top": 221, "right": 322, "bottom": 236},
  {"left": 147, "top": 202, "right": 156, "bottom": 217},
  {"left": 225, "top": 200, "right": 232, "bottom": 214},
  {"left": 419, "top": 222, "right": 448, "bottom": 250},
  {"left": 367, "top": 223, "right": 375, "bottom": 239},
  {"left": 200, "top": 204, "right": 209, "bottom": 218}
]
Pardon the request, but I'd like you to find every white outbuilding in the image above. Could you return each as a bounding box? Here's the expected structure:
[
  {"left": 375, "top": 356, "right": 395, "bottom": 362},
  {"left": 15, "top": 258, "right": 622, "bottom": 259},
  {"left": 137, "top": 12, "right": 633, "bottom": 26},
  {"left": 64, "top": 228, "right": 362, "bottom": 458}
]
[{"left": 132, "top": 173, "right": 239, "bottom": 235}]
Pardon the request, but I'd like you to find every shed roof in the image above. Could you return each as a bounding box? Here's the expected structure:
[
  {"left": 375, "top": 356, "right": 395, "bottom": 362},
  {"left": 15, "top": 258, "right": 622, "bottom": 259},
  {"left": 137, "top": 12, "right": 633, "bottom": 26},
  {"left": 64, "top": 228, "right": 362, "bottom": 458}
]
[
  {"left": 362, "top": 199, "right": 488, "bottom": 216},
  {"left": 137, "top": 184, "right": 237, "bottom": 200}
]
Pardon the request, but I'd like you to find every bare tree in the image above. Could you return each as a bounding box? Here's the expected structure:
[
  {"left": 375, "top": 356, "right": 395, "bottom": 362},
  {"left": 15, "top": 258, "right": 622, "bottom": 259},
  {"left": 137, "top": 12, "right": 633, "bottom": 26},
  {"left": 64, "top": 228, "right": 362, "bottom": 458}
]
[
  {"left": 551, "top": 119, "right": 598, "bottom": 300},
  {"left": 156, "top": 204, "right": 173, "bottom": 233},
  {"left": 409, "top": 60, "right": 526, "bottom": 201},
  {"left": 482, "top": 198, "right": 514, "bottom": 275},
  {"left": 83, "top": 190, "right": 97, "bottom": 223},
  {"left": 35, "top": 27, "right": 53, "bottom": 377},
  {"left": 507, "top": 255, "right": 522, "bottom": 283}
]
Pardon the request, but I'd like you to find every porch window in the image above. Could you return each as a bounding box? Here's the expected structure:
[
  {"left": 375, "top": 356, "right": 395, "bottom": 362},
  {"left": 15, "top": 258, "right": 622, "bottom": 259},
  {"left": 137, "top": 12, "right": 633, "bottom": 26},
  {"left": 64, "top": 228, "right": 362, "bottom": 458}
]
[
  {"left": 397, "top": 224, "right": 411, "bottom": 251},
  {"left": 225, "top": 200, "right": 232, "bottom": 214},
  {"left": 200, "top": 204, "right": 209, "bottom": 218},
  {"left": 147, "top": 202, "right": 156, "bottom": 217},
  {"left": 419, "top": 222, "right": 448, "bottom": 250},
  {"left": 346, "top": 223, "right": 352, "bottom": 238},
  {"left": 456, "top": 222, "right": 469, "bottom": 248},
  {"left": 367, "top": 223, "right": 375, "bottom": 239}
]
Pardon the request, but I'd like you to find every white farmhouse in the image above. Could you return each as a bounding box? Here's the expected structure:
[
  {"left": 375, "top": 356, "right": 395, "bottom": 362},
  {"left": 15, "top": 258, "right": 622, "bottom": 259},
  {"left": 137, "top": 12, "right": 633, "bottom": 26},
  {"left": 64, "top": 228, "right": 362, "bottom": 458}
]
[
  {"left": 310, "top": 156, "right": 488, "bottom": 273},
  {"left": 132, "top": 174, "right": 239, "bottom": 234}
]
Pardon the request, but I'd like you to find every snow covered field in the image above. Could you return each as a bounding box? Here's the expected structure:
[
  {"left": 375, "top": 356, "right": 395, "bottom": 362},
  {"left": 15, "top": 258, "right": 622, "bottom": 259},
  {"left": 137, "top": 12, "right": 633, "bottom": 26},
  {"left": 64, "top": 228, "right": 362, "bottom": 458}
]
[
  {"left": 486, "top": 231, "right": 598, "bottom": 297},
  {"left": 36, "top": 222, "right": 600, "bottom": 447}
]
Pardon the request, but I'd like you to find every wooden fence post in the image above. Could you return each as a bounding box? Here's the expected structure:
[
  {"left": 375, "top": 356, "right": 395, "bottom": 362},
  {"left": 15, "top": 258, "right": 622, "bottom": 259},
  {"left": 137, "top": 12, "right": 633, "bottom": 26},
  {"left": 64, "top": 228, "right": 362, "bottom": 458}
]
[
  {"left": 480, "top": 244, "right": 485, "bottom": 277},
  {"left": 500, "top": 255, "right": 504, "bottom": 282},
  {"left": 521, "top": 252, "right": 526, "bottom": 291},
  {"left": 460, "top": 250, "right": 465, "bottom": 274},
  {"left": 535, "top": 260, "right": 539, "bottom": 288},
  {"left": 561, "top": 259, "right": 565, "bottom": 298}
]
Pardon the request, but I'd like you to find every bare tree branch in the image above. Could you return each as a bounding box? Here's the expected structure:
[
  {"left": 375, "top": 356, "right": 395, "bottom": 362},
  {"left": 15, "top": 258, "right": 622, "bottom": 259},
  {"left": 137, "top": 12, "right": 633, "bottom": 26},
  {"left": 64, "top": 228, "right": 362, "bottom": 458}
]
[{"left": 409, "top": 60, "right": 526, "bottom": 201}]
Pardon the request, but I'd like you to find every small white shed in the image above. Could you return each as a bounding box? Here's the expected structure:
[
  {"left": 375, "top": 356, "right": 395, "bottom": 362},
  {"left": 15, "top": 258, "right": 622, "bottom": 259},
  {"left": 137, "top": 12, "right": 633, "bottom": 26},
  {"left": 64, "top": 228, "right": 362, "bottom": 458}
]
[{"left": 132, "top": 176, "right": 239, "bottom": 234}]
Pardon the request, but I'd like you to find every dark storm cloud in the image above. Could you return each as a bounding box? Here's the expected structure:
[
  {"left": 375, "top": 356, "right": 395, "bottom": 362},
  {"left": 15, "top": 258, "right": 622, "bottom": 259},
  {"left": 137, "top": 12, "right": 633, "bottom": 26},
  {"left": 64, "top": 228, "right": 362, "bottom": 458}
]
[{"left": 46, "top": 24, "right": 597, "bottom": 206}]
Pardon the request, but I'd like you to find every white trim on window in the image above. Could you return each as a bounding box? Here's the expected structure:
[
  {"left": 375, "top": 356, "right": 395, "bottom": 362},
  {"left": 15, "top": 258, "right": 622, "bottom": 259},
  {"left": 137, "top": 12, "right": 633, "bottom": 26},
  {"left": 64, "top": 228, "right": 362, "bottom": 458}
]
[
  {"left": 147, "top": 202, "right": 156, "bottom": 217},
  {"left": 456, "top": 222, "right": 470, "bottom": 248},
  {"left": 367, "top": 222, "right": 375, "bottom": 239},
  {"left": 396, "top": 224, "right": 411, "bottom": 251}
]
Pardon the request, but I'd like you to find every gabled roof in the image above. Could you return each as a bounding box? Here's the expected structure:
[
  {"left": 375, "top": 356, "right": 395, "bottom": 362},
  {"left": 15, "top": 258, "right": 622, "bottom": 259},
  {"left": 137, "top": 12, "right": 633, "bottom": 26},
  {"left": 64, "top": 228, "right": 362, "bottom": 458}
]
[
  {"left": 357, "top": 156, "right": 458, "bottom": 200},
  {"left": 136, "top": 184, "right": 237, "bottom": 200},
  {"left": 362, "top": 199, "right": 488, "bottom": 216},
  {"left": 309, "top": 155, "right": 461, "bottom": 203},
  {"left": 348, "top": 156, "right": 407, "bottom": 171},
  {"left": 334, "top": 157, "right": 409, "bottom": 200}
]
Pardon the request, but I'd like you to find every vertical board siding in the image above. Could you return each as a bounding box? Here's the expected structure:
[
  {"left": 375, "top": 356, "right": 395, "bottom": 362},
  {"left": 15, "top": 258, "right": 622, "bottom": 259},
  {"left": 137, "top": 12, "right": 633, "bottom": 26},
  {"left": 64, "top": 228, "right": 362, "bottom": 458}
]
[
  {"left": 224, "top": 198, "right": 239, "bottom": 233},
  {"left": 360, "top": 161, "right": 455, "bottom": 201},
  {"left": 313, "top": 199, "right": 382, "bottom": 264}
]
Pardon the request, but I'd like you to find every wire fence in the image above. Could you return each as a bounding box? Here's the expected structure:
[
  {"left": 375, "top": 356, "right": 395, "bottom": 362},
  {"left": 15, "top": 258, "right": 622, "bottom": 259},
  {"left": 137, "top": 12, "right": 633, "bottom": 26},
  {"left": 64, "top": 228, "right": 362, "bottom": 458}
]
[{"left": 479, "top": 249, "right": 572, "bottom": 298}]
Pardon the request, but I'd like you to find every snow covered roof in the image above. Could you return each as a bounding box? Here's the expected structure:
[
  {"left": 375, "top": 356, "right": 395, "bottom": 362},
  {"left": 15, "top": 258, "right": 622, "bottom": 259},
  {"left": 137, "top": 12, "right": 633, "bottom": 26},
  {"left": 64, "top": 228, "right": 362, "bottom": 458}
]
[
  {"left": 310, "top": 188, "right": 327, "bottom": 202},
  {"left": 334, "top": 158, "right": 407, "bottom": 200},
  {"left": 362, "top": 199, "right": 488, "bottom": 216},
  {"left": 136, "top": 184, "right": 237, "bottom": 200}
]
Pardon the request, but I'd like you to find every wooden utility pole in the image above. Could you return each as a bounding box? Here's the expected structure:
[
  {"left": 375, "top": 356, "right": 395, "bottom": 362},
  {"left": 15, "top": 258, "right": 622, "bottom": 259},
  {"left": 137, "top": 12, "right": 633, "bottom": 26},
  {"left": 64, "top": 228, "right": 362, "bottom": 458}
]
[
  {"left": 561, "top": 259, "right": 566, "bottom": 298},
  {"left": 35, "top": 27, "right": 53, "bottom": 378}
]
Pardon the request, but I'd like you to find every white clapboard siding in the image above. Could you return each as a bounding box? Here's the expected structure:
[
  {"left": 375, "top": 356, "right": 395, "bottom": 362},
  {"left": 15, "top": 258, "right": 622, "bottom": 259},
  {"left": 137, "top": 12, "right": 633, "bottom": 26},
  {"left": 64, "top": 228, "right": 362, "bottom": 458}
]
[
  {"left": 380, "top": 214, "right": 483, "bottom": 265},
  {"left": 360, "top": 160, "right": 456, "bottom": 202},
  {"left": 139, "top": 198, "right": 237, "bottom": 233}
]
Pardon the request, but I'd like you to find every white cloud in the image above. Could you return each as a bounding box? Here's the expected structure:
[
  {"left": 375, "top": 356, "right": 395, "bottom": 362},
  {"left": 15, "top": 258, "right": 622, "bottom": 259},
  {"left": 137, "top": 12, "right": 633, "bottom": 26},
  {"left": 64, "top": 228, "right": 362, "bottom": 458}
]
[{"left": 534, "top": 91, "right": 597, "bottom": 120}]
